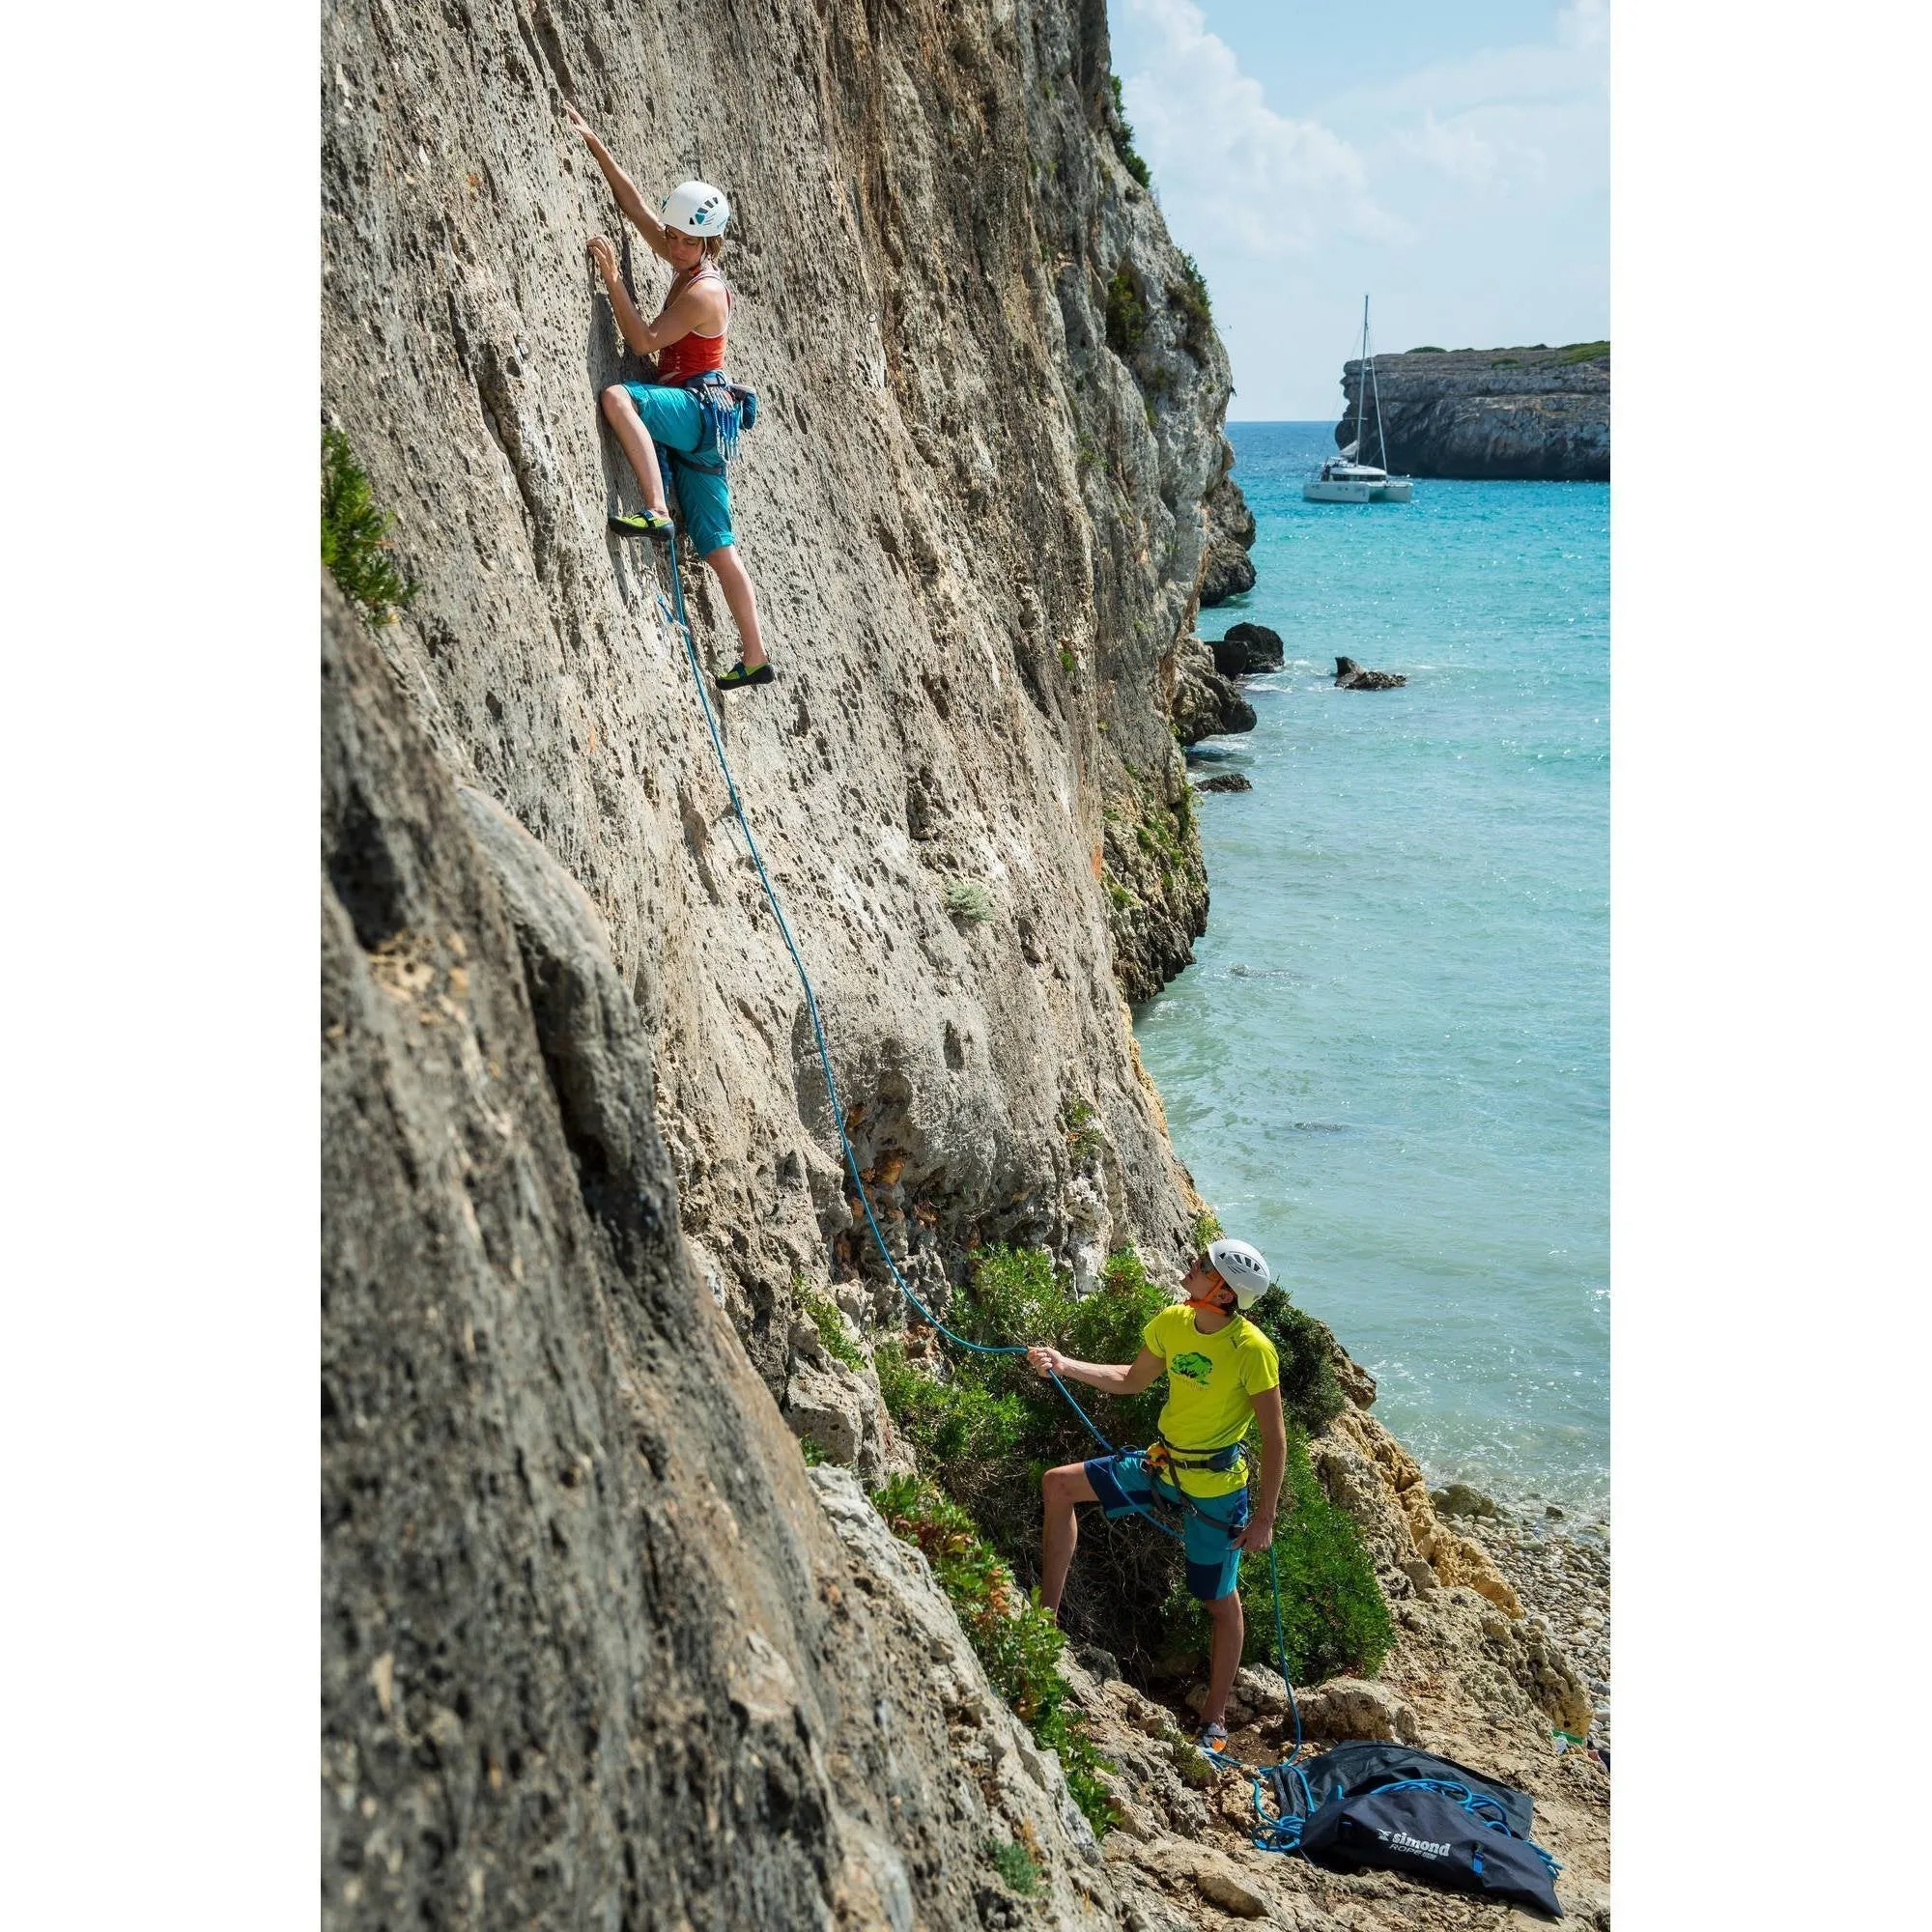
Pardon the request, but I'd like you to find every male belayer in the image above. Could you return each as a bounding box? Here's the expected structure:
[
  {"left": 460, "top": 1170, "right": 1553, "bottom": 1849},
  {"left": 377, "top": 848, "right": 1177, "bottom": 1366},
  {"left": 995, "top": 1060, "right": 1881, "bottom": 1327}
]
[
  {"left": 565, "top": 102, "right": 774, "bottom": 691},
  {"left": 1027, "top": 1238, "right": 1287, "bottom": 1753}
]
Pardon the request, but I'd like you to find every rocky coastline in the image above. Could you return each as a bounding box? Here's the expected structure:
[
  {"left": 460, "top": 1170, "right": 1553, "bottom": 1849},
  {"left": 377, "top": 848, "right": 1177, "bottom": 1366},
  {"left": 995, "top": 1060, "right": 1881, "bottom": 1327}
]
[{"left": 1340, "top": 343, "right": 1609, "bottom": 480}]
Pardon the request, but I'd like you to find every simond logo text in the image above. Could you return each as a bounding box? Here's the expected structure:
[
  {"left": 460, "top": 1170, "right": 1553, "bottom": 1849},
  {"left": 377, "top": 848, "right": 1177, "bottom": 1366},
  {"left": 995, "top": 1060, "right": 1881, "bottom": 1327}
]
[{"left": 1376, "top": 1828, "right": 1451, "bottom": 1861}]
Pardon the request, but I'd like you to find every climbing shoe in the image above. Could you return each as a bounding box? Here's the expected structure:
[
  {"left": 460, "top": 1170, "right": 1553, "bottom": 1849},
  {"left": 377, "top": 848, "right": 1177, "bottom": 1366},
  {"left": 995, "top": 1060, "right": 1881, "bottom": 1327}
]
[
  {"left": 609, "top": 508, "right": 673, "bottom": 541},
  {"left": 1195, "top": 1722, "right": 1231, "bottom": 1757},
  {"left": 713, "top": 660, "right": 775, "bottom": 691}
]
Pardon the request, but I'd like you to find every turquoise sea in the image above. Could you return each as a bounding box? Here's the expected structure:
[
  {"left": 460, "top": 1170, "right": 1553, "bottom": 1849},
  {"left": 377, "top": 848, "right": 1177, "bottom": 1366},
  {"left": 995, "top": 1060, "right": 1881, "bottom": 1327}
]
[{"left": 1136, "top": 421, "right": 1608, "bottom": 1511}]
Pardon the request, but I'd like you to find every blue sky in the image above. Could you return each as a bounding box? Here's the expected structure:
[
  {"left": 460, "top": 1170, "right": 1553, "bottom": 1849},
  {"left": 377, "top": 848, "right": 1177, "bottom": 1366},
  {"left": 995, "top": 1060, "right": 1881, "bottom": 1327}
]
[{"left": 1106, "top": 1, "right": 1608, "bottom": 419}]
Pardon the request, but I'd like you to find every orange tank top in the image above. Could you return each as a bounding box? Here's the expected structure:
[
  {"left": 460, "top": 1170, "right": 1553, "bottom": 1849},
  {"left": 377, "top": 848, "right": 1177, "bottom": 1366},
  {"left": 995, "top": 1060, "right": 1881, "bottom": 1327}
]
[{"left": 655, "top": 264, "right": 729, "bottom": 383}]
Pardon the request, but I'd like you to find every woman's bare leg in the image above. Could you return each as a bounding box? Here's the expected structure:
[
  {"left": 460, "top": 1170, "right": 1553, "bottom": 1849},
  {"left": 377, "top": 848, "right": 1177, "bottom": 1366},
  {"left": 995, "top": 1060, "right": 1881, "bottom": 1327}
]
[
  {"left": 600, "top": 385, "right": 669, "bottom": 514},
  {"left": 703, "top": 544, "right": 768, "bottom": 668}
]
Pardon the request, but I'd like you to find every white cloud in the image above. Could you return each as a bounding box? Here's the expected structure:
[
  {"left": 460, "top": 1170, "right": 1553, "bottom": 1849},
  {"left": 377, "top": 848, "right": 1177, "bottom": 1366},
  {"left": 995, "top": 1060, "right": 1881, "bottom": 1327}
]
[{"left": 1119, "top": 0, "right": 1406, "bottom": 255}]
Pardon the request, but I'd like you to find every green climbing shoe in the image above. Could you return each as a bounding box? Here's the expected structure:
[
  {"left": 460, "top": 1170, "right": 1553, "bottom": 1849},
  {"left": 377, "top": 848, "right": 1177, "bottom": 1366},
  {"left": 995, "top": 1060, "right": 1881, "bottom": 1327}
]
[
  {"left": 714, "top": 660, "right": 776, "bottom": 691},
  {"left": 608, "top": 508, "right": 673, "bottom": 541}
]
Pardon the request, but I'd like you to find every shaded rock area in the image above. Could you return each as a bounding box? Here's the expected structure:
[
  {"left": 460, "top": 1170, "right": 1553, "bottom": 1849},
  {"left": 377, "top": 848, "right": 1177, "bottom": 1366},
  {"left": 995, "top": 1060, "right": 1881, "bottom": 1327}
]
[
  {"left": 1210, "top": 622, "right": 1284, "bottom": 677},
  {"left": 1335, "top": 656, "right": 1406, "bottom": 690},
  {"left": 1197, "top": 442, "right": 1257, "bottom": 606},
  {"left": 1195, "top": 772, "right": 1250, "bottom": 794},
  {"left": 324, "top": 584, "right": 1122, "bottom": 1931},
  {"left": 1339, "top": 343, "right": 1609, "bottom": 480},
  {"left": 1170, "top": 636, "right": 1257, "bottom": 745}
]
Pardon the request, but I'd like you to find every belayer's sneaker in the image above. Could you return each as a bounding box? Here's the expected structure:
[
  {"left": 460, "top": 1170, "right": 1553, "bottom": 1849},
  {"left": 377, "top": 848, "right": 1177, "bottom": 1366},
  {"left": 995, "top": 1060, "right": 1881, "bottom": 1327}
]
[
  {"left": 608, "top": 508, "right": 673, "bottom": 541},
  {"left": 714, "top": 660, "right": 776, "bottom": 691}
]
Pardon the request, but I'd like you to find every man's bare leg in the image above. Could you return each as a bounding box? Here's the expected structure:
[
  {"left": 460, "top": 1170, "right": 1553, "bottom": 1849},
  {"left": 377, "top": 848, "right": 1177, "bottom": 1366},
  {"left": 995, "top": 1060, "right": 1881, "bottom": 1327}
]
[
  {"left": 702, "top": 544, "right": 768, "bottom": 669},
  {"left": 1039, "top": 1463, "right": 1097, "bottom": 1613},
  {"left": 1199, "top": 1587, "right": 1246, "bottom": 1730}
]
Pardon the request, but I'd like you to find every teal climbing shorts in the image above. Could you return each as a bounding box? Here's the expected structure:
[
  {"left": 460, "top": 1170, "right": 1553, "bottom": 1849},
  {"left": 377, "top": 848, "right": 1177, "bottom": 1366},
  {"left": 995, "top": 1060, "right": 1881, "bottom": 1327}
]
[
  {"left": 1086, "top": 1451, "right": 1251, "bottom": 1602},
  {"left": 621, "top": 383, "right": 736, "bottom": 557}
]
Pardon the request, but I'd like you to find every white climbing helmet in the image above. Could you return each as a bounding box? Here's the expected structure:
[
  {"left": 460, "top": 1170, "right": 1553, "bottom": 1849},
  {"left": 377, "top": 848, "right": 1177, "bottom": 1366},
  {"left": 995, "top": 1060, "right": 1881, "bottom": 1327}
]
[
  {"left": 1206, "top": 1237, "right": 1272, "bottom": 1309},
  {"left": 661, "top": 179, "right": 730, "bottom": 237}
]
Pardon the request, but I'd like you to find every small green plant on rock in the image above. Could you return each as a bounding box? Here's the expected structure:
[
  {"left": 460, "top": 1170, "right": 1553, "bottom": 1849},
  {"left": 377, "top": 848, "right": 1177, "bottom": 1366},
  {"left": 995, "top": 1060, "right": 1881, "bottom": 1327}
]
[
  {"left": 1106, "top": 75, "right": 1152, "bottom": 189},
  {"left": 1063, "top": 1098, "right": 1105, "bottom": 1170},
  {"left": 322, "top": 426, "right": 415, "bottom": 623},
  {"left": 944, "top": 878, "right": 994, "bottom": 925},
  {"left": 802, "top": 1284, "right": 867, "bottom": 1371},
  {"left": 987, "top": 1837, "right": 1040, "bottom": 1896},
  {"left": 1105, "top": 265, "right": 1148, "bottom": 357}
]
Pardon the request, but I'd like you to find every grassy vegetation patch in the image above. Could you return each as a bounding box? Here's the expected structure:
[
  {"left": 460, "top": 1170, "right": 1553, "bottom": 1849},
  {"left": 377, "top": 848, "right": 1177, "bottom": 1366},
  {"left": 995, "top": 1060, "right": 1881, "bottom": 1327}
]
[
  {"left": 1556, "top": 339, "right": 1610, "bottom": 364},
  {"left": 987, "top": 1837, "right": 1040, "bottom": 1896},
  {"left": 874, "top": 1473, "right": 1116, "bottom": 1833},
  {"left": 322, "top": 427, "right": 415, "bottom": 622}
]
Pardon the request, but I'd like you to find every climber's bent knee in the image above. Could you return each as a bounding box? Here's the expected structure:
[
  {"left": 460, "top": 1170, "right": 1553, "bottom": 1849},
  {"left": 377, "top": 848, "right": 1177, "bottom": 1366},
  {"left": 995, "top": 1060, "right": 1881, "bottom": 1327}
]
[{"left": 1043, "top": 1462, "right": 1097, "bottom": 1505}]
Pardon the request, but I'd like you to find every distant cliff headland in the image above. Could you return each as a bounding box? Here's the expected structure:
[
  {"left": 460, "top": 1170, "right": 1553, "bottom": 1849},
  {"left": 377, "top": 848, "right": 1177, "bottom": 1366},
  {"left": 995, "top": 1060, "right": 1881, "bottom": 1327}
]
[{"left": 1339, "top": 342, "right": 1609, "bottom": 481}]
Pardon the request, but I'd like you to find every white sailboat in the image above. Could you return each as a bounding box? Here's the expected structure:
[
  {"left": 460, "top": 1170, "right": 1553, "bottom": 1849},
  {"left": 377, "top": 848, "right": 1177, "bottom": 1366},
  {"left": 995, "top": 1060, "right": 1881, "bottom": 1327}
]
[{"left": 1305, "top": 297, "right": 1413, "bottom": 504}]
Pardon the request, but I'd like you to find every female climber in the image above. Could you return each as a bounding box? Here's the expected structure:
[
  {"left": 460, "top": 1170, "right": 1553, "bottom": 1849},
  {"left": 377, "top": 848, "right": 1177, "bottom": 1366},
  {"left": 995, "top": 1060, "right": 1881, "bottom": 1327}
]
[{"left": 565, "top": 101, "right": 773, "bottom": 691}]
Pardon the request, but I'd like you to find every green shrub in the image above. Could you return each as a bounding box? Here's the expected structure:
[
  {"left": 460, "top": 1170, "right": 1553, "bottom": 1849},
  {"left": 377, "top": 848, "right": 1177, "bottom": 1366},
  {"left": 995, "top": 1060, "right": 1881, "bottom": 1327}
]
[
  {"left": 1190, "top": 1206, "right": 1222, "bottom": 1252},
  {"left": 1556, "top": 339, "right": 1610, "bottom": 364},
  {"left": 322, "top": 427, "right": 415, "bottom": 622},
  {"left": 873, "top": 1473, "right": 1116, "bottom": 1833},
  {"left": 1104, "top": 266, "right": 1148, "bottom": 357},
  {"left": 1107, "top": 75, "right": 1152, "bottom": 189},
  {"left": 1245, "top": 1287, "right": 1346, "bottom": 1436},
  {"left": 987, "top": 1837, "right": 1039, "bottom": 1896},
  {"left": 1407, "top": 345, "right": 1446, "bottom": 355},
  {"left": 798, "top": 1435, "right": 828, "bottom": 1467},
  {"left": 803, "top": 1287, "right": 867, "bottom": 1371}
]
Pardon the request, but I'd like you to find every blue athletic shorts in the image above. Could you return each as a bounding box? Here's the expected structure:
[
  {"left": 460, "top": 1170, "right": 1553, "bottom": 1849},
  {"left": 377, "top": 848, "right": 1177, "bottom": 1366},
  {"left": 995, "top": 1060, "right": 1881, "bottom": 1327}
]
[
  {"left": 1085, "top": 1451, "right": 1251, "bottom": 1602},
  {"left": 621, "top": 383, "right": 736, "bottom": 557}
]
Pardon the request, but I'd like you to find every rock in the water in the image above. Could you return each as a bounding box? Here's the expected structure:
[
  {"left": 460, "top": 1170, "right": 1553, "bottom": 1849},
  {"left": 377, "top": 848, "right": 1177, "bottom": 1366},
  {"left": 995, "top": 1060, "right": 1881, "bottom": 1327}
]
[
  {"left": 1171, "top": 636, "right": 1256, "bottom": 743},
  {"left": 1195, "top": 772, "right": 1251, "bottom": 794},
  {"left": 1209, "top": 622, "right": 1284, "bottom": 677},
  {"left": 1338, "top": 342, "right": 1609, "bottom": 480},
  {"left": 1335, "top": 656, "right": 1406, "bottom": 690}
]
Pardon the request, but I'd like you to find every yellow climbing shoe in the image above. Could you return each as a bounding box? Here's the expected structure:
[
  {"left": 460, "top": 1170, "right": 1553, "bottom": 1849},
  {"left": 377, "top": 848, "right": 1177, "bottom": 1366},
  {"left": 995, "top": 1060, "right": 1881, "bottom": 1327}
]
[
  {"left": 609, "top": 508, "right": 673, "bottom": 541},
  {"left": 714, "top": 660, "right": 776, "bottom": 691}
]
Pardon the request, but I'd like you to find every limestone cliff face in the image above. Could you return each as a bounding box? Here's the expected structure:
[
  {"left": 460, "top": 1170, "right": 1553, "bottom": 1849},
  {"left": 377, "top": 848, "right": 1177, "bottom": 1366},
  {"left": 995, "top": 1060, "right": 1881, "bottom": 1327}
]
[
  {"left": 322, "top": 0, "right": 1236, "bottom": 1388},
  {"left": 324, "top": 1, "right": 1237, "bottom": 1919},
  {"left": 1339, "top": 344, "right": 1609, "bottom": 480}
]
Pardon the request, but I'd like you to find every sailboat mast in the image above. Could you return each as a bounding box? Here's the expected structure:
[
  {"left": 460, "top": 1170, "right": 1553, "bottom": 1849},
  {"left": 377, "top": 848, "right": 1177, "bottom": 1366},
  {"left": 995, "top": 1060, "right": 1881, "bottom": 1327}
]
[
  {"left": 1355, "top": 294, "right": 1370, "bottom": 460},
  {"left": 1364, "top": 296, "right": 1388, "bottom": 471}
]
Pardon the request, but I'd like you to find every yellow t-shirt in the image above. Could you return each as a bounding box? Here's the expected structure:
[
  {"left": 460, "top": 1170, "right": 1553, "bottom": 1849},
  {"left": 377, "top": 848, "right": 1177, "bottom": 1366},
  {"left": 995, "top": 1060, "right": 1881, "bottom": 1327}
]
[{"left": 1142, "top": 1303, "right": 1281, "bottom": 1497}]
